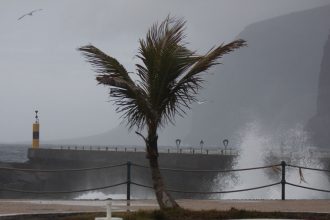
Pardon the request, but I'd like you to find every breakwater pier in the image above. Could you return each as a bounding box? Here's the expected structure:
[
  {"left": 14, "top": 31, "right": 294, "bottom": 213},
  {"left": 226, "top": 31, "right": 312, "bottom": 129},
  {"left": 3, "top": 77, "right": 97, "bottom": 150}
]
[{"left": 0, "top": 146, "right": 237, "bottom": 199}]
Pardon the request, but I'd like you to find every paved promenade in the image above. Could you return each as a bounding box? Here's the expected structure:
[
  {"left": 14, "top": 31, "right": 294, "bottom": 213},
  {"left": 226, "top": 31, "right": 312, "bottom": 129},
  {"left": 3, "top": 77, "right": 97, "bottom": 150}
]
[{"left": 0, "top": 199, "right": 329, "bottom": 216}]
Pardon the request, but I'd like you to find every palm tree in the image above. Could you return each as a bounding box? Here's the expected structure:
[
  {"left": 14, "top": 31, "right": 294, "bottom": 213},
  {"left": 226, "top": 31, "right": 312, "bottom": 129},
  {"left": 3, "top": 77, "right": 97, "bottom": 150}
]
[{"left": 78, "top": 16, "right": 246, "bottom": 209}]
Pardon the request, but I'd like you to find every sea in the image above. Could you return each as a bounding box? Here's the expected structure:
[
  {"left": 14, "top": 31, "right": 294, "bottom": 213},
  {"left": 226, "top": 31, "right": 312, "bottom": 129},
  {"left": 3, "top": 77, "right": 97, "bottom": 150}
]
[{"left": 0, "top": 144, "right": 30, "bottom": 163}]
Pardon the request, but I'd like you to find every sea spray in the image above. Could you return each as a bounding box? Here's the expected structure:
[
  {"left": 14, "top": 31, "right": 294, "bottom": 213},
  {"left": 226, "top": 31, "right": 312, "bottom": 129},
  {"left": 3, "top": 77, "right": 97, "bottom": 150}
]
[
  {"left": 212, "top": 121, "right": 330, "bottom": 199},
  {"left": 212, "top": 121, "right": 279, "bottom": 199}
]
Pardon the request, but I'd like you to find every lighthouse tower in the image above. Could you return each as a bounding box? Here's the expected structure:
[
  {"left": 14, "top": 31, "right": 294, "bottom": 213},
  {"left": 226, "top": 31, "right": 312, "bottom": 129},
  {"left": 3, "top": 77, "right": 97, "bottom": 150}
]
[{"left": 32, "top": 110, "right": 40, "bottom": 149}]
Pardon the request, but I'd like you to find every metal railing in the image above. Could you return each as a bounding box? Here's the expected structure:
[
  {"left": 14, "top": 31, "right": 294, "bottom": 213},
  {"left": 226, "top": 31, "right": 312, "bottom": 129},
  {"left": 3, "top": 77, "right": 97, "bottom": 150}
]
[
  {"left": 0, "top": 161, "right": 329, "bottom": 200},
  {"left": 45, "top": 145, "right": 239, "bottom": 156}
]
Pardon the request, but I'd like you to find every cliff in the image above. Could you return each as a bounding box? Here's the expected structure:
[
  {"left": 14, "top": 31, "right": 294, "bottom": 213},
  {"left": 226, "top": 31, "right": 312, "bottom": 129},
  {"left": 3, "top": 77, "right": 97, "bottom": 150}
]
[
  {"left": 186, "top": 5, "right": 330, "bottom": 146},
  {"left": 306, "top": 34, "right": 330, "bottom": 148}
]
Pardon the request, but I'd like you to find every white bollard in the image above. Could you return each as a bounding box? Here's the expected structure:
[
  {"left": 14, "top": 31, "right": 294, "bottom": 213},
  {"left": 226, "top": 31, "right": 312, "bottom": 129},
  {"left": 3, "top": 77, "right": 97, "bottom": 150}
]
[
  {"left": 95, "top": 200, "right": 123, "bottom": 220},
  {"left": 106, "top": 200, "right": 112, "bottom": 218}
]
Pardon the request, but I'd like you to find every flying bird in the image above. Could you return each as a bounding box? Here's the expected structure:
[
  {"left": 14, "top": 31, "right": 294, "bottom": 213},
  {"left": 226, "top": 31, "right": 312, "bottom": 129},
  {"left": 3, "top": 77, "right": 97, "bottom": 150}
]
[{"left": 18, "top": 9, "right": 42, "bottom": 20}]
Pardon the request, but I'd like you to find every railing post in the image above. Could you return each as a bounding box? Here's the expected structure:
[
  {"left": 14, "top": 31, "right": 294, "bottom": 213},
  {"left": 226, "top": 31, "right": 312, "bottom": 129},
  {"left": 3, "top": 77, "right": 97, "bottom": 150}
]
[
  {"left": 281, "top": 161, "right": 286, "bottom": 200},
  {"left": 126, "top": 161, "right": 131, "bottom": 209}
]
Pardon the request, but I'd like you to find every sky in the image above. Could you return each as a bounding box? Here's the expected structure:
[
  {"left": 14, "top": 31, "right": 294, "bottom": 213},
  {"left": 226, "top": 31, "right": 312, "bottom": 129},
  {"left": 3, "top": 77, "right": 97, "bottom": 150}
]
[{"left": 0, "top": 0, "right": 329, "bottom": 143}]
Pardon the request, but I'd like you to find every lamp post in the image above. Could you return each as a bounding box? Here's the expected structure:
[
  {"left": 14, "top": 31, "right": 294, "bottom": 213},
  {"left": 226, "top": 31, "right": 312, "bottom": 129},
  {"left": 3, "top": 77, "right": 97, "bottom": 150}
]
[
  {"left": 223, "top": 139, "right": 229, "bottom": 155},
  {"left": 200, "top": 139, "right": 204, "bottom": 153},
  {"left": 175, "top": 139, "right": 181, "bottom": 153}
]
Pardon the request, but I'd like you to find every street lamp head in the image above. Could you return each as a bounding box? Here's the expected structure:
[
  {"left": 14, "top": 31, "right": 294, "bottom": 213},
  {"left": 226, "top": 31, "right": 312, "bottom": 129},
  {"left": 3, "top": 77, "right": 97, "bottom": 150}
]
[
  {"left": 223, "top": 139, "right": 229, "bottom": 148},
  {"left": 175, "top": 139, "right": 181, "bottom": 148},
  {"left": 200, "top": 139, "right": 204, "bottom": 148}
]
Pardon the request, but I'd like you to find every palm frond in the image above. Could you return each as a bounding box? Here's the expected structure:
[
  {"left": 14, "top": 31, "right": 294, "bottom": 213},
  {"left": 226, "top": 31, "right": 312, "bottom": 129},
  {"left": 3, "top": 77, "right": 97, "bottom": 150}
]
[
  {"left": 78, "top": 45, "right": 132, "bottom": 82},
  {"left": 185, "top": 39, "right": 247, "bottom": 81},
  {"left": 78, "top": 45, "right": 155, "bottom": 129},
  {"left": 158, "top": 39, "right": 247, "bottom": 126}
]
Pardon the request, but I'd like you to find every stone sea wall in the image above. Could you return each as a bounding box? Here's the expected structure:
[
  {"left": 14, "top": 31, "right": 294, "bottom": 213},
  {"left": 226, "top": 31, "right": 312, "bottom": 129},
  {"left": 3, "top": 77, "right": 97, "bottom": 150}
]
[{"left": 0, "top": 148, "right": 236, "bottom": 199}]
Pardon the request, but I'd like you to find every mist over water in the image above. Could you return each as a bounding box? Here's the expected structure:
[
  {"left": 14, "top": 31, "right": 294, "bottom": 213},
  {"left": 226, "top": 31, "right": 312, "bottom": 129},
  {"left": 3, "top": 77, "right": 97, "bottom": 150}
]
[{"left": 213, "top": 121, "right": 330, "bottom": 199}]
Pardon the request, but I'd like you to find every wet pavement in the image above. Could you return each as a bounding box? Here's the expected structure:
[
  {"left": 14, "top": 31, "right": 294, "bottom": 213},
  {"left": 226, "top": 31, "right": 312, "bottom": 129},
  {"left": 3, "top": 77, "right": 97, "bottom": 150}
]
[{"left": 0, "top": 199, "right": 329, "bottom": 217}]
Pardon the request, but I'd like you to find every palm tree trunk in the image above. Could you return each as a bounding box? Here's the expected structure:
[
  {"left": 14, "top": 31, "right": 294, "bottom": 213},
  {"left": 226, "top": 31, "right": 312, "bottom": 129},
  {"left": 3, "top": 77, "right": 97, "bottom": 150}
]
[{"left": 146, "top": 134, "right": 179, "bottom": 209}]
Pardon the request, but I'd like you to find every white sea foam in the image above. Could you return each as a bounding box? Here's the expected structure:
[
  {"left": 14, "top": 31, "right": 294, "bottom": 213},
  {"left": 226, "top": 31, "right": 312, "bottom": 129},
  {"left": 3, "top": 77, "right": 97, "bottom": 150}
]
[{"left": 75, "top": 191, "right": 127, "bottom": 200}]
